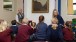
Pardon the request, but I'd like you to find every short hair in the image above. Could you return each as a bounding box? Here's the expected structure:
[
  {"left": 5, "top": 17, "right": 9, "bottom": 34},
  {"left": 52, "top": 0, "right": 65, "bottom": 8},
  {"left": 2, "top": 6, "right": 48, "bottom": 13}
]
[
  {"left": 31, "top": 22, "right": 36, "bottom": 27},
  {"left": 39, "top": 15, "right": 44, "bottom": 22},
  {"left": 0, "top": 20, "right": 8, "bottom": 29},
  {"left": 11, "top": 20, "right": 16, "bottom": 25},
  {"left": 22, "top": 18, "right": 28, "bottom": 24},
  {"left": 65, "top": 21, "right": 70, "bottom": 27}
]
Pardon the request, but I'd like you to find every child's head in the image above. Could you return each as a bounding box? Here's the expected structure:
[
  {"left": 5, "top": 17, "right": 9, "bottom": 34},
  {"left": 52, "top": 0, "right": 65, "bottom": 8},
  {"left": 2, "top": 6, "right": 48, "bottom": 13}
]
[
  {"left": 64, "top": 21, "right": 71, "bottom": 28},
  {"left": 51, "top": 17, "right": 58, "bottom": 24},
  {"left": 0, "top": 20, "right": 8, "bottom": 32},
  {"left": 11, "top": 20, "right": 17, "bottom": 25},
  {"left": 22, "top": 18, "right": 28, "bottom": 24}
]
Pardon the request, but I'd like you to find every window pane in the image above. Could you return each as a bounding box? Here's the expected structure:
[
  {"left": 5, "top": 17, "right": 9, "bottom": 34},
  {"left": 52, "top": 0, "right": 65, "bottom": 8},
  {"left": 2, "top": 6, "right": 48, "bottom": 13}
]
[
  {"left": 73, "top": 5, "right": 76, "bottom": 10},
  {"left": 73, "top": 5, "right": 76, "bottom": 14},
  {"left": 73, "top": 0, "right": 76, "bottom": 3}
]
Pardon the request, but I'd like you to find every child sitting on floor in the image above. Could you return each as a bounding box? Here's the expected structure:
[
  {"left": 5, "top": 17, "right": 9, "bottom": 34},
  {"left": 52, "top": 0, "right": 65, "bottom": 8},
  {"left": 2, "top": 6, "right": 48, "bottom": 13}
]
[
  {"left": 63, "top": 21, "right": 74, "bottom": 42},
  {"left": 10, "top": 20, "right": 18, "bottom": 41}
]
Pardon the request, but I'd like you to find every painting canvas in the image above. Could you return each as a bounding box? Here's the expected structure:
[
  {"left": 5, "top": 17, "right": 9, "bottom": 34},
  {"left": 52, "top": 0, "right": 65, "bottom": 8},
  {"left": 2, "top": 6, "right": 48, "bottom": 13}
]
[
  {"left": 3, "top": 0, "right": 12, "bottom": 11},
  {"left": 67, "top": 0, "right": 76, "bottom": 15},
  {"left": 32, "top": 0, "right": 49, "bottom": 13}
]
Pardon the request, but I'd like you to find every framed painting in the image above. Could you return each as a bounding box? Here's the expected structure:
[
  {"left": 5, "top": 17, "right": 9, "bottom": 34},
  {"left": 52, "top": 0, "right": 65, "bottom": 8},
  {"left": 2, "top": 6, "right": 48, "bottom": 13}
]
[
  {"left": 32, "top": 0, "right": 49, "bottom": 13},
  {"left": 3, "top": 0, "right": 13, "bottom": 11}
]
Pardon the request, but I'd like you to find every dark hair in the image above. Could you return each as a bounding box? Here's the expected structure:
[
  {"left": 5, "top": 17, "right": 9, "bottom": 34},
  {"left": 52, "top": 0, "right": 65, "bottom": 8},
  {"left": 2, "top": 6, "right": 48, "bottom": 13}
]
[
  {"left": 65, "top": 21, "right": 70, "bottom": 27},
  {"left": 11, "top": 20, "right": 17, "bottom": 25},
  {"left": 31, "top": 22, "right": 36, "bottom": 27},
  {"left": 65, "top": 21, "right": 72, "bottom": 31},
  {"left": 39, "top": 15, "right": 44, "bottom": 22},
  {"left": 28, "top": 21, "right": 32, "bottom": 26}
]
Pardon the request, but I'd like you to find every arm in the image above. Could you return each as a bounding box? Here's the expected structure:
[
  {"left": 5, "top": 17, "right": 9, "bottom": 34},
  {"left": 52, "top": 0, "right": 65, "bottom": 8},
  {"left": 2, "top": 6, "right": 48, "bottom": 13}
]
[
  {"left": 16, "top": 15, "right": 19, "bottom": 22},
  {"left": 57, "top": 15, "right": 64, "bottom": 25},
  {"left": 16, "top": 15, "right": 21, "bottom": 25},
  {"left": 29, "top": 26, "right": 34, "bottom": 35},
  {"left": 60, "top": 16, "right": 64, "bottom": 25}
]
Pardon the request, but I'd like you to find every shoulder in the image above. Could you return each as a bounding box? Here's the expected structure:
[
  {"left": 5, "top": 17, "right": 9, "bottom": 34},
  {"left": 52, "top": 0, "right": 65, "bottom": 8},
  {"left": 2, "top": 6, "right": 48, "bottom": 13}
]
[
  {"left": 43, "top": 23, "right": 47, "bottom": 26},
  {"left": 37, "top": 22, "right": 47, "bottom": 26},
  {"left": 57, "top": 15, "right": 62, "bottom": 19},
  {"left": 58, "top": 15, "right": 61, "bottom": 17},
  {"left": 18, "top": 25, "right": 24, "bottom": 28},
  {"left": 11, "top": 25, "right": 18, "bottom": 28},
  {"left": 47, "top": 25, "right": 52, "bottom": 28},
  {"left": 48, "top": 25, "right": 51, "bottom": 27},
  {"left": 16, "top": 14, "right": 18, "bottom": 17},
  {"left": 5, "top": 28, "right": 12, "bottom": 32}
]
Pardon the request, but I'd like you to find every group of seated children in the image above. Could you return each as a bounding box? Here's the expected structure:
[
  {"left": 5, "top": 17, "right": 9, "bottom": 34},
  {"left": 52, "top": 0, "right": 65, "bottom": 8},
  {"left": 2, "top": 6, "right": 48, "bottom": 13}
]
[{"left": 0, "top": 16, "right": 75, "bottom": 42}]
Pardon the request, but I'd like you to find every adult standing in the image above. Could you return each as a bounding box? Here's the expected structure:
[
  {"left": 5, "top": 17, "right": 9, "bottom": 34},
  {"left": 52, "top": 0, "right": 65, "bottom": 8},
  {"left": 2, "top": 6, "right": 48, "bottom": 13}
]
[
  {"left": 53, "top": 9, "right": 64, "bottom": 25},
  {"left": 52, "top": 9, "right": 64, "bottom": 42},
  {"left": 16, "top": 9, "right": 24, "bottom": 25}
]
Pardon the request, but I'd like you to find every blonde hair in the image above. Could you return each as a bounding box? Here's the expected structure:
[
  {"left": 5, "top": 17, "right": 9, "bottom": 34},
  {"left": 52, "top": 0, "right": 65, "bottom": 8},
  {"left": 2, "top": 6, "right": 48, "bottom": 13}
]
[
  {"left": 22, "top": 18, "right": 28, "bottom": 24},
  {"left": 0, "top": 21, "right": 8, "bottom": 32},
  {"left": 51, "top": 17, "right": 58, "bottom": 24},
  {"left": 53, "top": 9, "right": 58, "bottom": 14},
  {"left": 53, "top": 9, "right": 59, "bottom": 17}
]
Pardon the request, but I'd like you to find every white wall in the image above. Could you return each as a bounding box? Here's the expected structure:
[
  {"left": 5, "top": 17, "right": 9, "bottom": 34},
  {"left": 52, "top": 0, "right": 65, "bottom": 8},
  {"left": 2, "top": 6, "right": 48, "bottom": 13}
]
[
  {"left": 61, "top": 0, "right": 76, "bottom": 21},
  {"left": 56, "top": 0, "right": 58, "bottom": 10},
  {"left": 24, "top": 0, "right": 55, "bottom": 25}
]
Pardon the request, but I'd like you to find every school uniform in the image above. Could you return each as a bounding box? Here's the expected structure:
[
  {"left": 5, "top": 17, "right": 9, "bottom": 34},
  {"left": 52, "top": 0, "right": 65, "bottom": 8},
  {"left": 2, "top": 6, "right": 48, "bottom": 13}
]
[
  {"left": 15, "top": 24, "right": 34, "bottom": 42},
  {"left": 47, "top": 25, "right": 63, "bottom": 42},
  {"left": 63, "top": 28, "right": 73, "bottom": 42},
  {"left": 10, "top": 25, "right": 18, "bottom": 41},
  {"left": 0, "top": 28, "right": 12, "bottom": 42}
]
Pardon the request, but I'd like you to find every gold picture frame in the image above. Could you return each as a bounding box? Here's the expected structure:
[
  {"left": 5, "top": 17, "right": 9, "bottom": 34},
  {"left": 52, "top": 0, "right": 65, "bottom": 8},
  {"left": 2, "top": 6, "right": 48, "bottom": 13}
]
[
  {"left": 32, "top": 0, "right": 49, "bottom": 13},
  {"left": 3, "top": 0, "right": 13, "bottom": 11}
]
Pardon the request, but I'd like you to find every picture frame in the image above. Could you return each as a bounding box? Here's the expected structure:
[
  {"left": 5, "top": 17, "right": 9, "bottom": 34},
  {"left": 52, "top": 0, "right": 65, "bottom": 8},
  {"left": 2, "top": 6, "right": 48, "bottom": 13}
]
[
  {"left": 32, "top": 0, "right": 49, "bottom": 13},
  {"left": 3, "top": 0, "right": 13, "bottom": 11}
]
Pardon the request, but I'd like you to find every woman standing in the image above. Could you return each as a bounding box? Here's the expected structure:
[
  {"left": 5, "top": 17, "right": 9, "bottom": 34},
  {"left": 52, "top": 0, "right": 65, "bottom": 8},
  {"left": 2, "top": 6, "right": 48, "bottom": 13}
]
[{"left": 53, "top": 9, "right": 64, "bottom": 25}]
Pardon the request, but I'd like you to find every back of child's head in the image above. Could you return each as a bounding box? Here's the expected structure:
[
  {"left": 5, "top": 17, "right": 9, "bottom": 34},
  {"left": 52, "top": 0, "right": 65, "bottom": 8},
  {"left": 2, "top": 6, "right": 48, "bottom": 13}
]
[
  {"left": 0, "top": 20, "right": 8, "bottom": 32},
  {"left": 11, "top": 20, "right": 16, "bottom": 25},
  {"left": 65, "top": 21, "right": 72, "bottom": 28},
  {"left": 65, "top": 21, "right": 72, "bottom": 31},
  {"left": 51, "top": 17, "right": 58, "bottom": 24},
  {"left": 65, "top": 21, "right": 69, "bottom": 27}
]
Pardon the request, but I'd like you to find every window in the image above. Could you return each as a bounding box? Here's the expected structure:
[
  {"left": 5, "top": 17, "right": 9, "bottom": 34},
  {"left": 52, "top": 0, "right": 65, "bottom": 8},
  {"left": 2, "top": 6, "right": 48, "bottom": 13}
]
[
  {"left": 73, "top": 0, "right": 76, "bottom": 14},
  {"left": 3, "top": 0, "right": 13, "bottom": 11}
]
